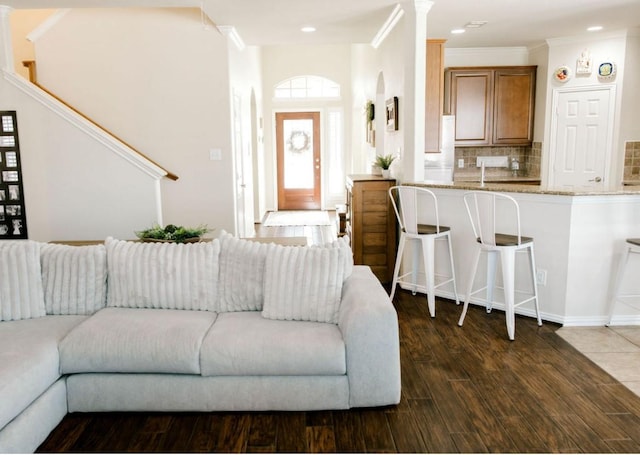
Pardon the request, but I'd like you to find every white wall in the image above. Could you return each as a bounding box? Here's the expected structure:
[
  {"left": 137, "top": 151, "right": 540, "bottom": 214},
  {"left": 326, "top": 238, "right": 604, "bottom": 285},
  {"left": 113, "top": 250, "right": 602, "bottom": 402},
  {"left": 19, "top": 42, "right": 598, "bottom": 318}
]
[
  {"left": 33, "top": 8, "right": 237, "bottom": 236},
  {"left": 444, "top": 47, "right": 530, "bottom": 68},
  {"left": 0, "top": 75, "right": 160, "bottom": 241},
  {"left": 543, "top": 30, "right": 629, "bottom": 187},
  {"left": 227, "top": 43, "right": 263, "bottom": 234}
]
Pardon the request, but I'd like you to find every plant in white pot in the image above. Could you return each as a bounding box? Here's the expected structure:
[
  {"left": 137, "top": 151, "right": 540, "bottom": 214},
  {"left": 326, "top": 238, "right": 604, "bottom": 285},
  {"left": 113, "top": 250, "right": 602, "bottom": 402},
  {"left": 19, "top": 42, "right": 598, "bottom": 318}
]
[{"left": 374, "top": 154, "right": 396, "bottom": 178}]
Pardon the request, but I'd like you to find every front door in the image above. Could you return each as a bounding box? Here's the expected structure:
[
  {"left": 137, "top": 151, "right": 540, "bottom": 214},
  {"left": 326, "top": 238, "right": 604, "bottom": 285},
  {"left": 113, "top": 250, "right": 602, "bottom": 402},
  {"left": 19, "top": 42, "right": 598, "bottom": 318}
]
[
  {"left": 276, "top": 112, "right": 321, "bottom": 210},
  {"left": 549, "top": 86, "right": 615, "bottom": 189}
]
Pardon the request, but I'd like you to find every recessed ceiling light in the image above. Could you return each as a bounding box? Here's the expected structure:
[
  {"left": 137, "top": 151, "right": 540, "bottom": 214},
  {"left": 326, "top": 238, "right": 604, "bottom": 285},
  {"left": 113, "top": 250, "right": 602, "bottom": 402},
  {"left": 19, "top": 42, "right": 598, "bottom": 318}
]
[
  {"left": 587, "top": 25, "right": 603, "bottom": 32},
  {"left": 451, "top": 28, "right": 466, "bottom": 34},
  {"left": 301, "top": 26, "right": 316, "bottom": 33}
]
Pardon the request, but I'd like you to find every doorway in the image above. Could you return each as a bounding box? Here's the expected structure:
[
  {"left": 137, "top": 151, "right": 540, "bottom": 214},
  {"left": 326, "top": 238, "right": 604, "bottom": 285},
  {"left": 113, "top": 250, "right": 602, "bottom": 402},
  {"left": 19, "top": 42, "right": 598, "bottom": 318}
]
[
  {"left": 549, "top": 85, "right": 616, "bottom": 189},
  {"left": 275, "top": 111, "right": 321, "bottom": 210}
]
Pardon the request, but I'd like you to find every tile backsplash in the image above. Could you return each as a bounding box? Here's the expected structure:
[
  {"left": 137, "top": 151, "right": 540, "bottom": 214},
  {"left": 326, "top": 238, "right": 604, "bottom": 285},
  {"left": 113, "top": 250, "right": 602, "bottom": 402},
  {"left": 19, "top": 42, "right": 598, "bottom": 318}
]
[
  {"left": 454, "top": 143, "right": 542, "bottom": 180},
  {"left": 623, "top": 141, "right": 640, "bottom": 183}
]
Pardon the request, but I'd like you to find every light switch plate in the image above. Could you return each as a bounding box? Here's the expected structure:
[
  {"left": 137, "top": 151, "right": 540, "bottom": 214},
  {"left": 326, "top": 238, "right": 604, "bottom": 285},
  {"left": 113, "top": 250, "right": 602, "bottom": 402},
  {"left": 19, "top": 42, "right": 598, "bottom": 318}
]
[{"left": 209, "top": 148, "right": 222, "bottom": 161}]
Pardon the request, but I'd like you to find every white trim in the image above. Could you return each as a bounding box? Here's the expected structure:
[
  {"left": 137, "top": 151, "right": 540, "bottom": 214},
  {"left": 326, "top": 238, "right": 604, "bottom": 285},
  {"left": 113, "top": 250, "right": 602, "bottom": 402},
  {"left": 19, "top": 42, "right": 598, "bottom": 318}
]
[
  {"left": 371, "top": 4, "right": 404, "bottom": 49},
  {"left": 217, "top": 25, "right": 245, "bottom": 51},
  {"left": 154, "top": 179, "right": 164, "bottom": 226},
  {"left": 0, "top": 5, "right": 13, "bottom": 72},
  {"left": 26, "top": 9, "right": 70, "bottom": 43},
  {"left": 546, "top": 29, "right": 628, "bottom": 47},
  {"left": 3, "top": 70, "right": 168, "bottom": 181}
]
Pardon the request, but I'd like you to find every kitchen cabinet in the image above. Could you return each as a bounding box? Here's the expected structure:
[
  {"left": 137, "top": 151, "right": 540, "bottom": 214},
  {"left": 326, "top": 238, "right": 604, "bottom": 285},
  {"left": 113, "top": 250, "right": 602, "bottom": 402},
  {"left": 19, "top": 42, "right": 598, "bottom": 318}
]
[
  {"left": 425, "top": 39, "right": 446, "bottom": 153},
  {"left": 445, "top": 66, "right": 536, "bottom": 146},
  {"left": 346, "top": 175, "right": 397, "bottom": 283}
]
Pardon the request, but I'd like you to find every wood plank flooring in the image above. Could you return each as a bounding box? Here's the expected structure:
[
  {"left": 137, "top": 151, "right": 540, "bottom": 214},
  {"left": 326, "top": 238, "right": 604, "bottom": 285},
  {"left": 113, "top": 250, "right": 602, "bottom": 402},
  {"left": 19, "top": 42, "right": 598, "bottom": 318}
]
[{"left": 37, "top": 219, "right": 640, "bottom": 453}]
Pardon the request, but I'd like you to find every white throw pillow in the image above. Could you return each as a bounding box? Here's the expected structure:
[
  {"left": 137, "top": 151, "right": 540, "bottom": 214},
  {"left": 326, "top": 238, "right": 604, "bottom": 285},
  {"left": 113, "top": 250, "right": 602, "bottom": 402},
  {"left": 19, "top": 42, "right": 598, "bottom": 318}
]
[
  {"left": 41, "top": 243, "right": 107, "bottom": 315},
  {"left": 0, "top": 240, "right": 46, "bottom": 321},
  {"left": 217, "top": 231, "right": 269, "bottom": 312},
  {"left": 316, "top": 235, "right": 353, "bottom": 278},
  {"left": 105, "top": 237, "right": 220, "bottom": 311},
  {"left": 262, "top": 243, "right": 349, "bottom": 324}
]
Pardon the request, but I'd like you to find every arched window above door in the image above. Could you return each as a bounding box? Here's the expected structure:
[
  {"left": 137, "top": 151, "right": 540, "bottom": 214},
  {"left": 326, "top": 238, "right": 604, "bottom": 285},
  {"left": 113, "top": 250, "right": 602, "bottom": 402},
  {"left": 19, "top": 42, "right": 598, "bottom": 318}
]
[{"left": 274, "top": 76, "right": 340, "bottom": 100}]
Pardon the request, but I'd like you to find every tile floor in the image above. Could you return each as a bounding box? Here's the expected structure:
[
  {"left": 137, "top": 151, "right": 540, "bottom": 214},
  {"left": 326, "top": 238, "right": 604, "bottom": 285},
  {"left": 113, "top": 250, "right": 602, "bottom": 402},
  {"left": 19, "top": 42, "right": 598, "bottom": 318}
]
[{"left": 557, "top": 325, "right": 640, "bottom": 397}]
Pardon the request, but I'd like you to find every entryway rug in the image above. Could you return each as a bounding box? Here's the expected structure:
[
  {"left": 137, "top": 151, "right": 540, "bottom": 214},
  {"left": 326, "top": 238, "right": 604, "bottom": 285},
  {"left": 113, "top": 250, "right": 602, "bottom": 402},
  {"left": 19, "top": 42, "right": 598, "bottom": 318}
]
[{"left": 263, "top": 210, "right": 331, "bottom": 227}]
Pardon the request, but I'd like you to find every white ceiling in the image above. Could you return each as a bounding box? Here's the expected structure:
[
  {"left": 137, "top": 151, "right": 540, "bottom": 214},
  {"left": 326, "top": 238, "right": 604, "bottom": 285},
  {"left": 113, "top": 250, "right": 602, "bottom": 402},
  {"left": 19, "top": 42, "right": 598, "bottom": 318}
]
[{"left": 5, "top": 0, "right": 640, "bottom": 48}]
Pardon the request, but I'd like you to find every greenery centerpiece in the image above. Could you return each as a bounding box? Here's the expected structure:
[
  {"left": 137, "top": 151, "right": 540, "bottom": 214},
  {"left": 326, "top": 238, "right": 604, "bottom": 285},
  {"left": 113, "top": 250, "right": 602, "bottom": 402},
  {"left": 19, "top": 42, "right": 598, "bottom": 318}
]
[{"left": 135, "top": 224, "right": 210, "bottom": 243}]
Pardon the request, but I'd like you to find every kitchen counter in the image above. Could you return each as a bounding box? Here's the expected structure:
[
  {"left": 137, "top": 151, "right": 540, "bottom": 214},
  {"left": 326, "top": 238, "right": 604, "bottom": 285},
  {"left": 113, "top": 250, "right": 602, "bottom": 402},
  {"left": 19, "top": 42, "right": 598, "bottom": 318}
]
[
  {"left": 395, "top": 183, "right": 640, "bottom": 327},
  {"left": 413, "top": 180, "right": 640, "bottom": 196}
]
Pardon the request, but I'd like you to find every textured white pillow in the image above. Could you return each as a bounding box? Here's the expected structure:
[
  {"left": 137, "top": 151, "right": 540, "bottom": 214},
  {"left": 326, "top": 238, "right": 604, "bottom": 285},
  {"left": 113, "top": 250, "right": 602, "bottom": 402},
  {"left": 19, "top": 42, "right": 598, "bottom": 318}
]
[
  {"left": 262, "top": 243, "right": 349, "bottom": 324},
  {"left": 105, "top": 237, "right": 220, "bottom": 311},
  {"left": 0, "top": 240, "right": 46, "bottom": 321},
  {"left": 316, "top": 235, "right": 353, "bottom": 278},
  {"left": 217, "top": 231, "right": 269, "bottom": 312},
  {"left": 41, "top": 243, "right": 107, "bottom": 315}
]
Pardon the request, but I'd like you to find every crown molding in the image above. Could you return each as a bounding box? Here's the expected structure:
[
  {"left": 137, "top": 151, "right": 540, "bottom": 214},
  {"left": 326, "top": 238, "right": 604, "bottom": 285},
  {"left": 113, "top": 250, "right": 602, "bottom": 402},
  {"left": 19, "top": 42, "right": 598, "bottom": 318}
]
[
  {"left": 27, "top": 9, "right": 70, "bottom": 43},
  {"left": 371, "top": 3, "right": 404, "bottom": 49}
]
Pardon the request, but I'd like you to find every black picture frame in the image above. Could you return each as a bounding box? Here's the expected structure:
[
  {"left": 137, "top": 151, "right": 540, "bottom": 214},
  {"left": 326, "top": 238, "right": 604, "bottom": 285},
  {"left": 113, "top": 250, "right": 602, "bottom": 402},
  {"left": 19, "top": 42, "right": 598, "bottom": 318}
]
[
  {"left": 0, "top": 111, "right": 28, "bottom": 239},
  {"left": 386, "top": 96, "right": 398, "bottom": 132}
]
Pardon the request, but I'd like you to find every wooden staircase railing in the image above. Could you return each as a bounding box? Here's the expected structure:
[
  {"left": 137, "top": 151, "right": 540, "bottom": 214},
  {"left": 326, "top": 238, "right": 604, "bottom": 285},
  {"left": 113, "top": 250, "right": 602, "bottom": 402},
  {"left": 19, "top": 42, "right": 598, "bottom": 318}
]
[{"left": 22, "top": 60, "right": 178, "bottom": 181}]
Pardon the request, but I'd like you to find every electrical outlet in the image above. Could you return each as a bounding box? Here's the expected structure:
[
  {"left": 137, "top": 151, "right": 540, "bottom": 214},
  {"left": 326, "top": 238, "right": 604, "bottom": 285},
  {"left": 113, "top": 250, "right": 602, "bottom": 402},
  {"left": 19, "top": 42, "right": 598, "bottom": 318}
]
[
  {"left": 458, "top": 159, "right": 464, "bottom": 168},
  {"left": 536, "top": 269, "right": 547, "bottom": 286}
]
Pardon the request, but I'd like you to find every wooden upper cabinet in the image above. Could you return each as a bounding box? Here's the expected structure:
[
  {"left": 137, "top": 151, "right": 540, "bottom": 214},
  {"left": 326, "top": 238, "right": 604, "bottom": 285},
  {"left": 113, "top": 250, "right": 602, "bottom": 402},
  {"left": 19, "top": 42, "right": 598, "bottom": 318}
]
[
  {"left": 493, "top": 68, "right": 536, "bottom": 145},
  {"left": 425, "top": 39, "right": 446, "bottom": 153},
  {"left": 445, "top": 66, "right": 536, "bottom": 146}
]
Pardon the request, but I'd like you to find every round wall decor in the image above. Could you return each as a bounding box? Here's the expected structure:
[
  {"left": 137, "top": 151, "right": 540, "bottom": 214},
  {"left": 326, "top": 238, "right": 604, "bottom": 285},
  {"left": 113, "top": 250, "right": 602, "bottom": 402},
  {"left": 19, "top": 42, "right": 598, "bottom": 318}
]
[
  {"left": 553, "top": 65, "right": 571, "bottom": 83},
  {"left": 598, "top": 61, "right": 617, "bottom": 80}
]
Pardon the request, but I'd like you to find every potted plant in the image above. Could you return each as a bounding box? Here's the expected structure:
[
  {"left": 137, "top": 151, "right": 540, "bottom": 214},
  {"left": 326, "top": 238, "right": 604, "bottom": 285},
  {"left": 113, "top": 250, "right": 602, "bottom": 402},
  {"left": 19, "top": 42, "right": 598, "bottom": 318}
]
[{"left": 374, "top": 154, "right": 396, "bottom": 178}]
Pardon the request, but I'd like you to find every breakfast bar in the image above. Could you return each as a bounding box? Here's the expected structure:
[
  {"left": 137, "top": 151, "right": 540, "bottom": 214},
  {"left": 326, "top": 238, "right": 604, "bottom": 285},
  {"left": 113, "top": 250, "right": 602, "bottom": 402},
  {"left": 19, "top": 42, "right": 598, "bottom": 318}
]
[{"left": 402, "top": 181, "right": 640, "bottom": 326}]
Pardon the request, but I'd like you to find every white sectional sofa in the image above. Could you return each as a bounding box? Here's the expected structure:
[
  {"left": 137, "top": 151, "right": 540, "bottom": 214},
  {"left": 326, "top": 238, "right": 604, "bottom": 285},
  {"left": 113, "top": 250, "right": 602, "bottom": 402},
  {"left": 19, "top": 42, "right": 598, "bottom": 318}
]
[{"left": 0, "top": 232, "right": 401, "bottom": 453}]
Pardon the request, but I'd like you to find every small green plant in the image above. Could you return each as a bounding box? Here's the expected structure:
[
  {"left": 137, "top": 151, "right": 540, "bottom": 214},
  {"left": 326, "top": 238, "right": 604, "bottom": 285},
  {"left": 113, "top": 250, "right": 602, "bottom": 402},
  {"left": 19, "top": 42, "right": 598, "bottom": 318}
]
[
  {"left": 135, "top": 224, "right": 210, "bottom": 243},
  {"left": 374, "top": 154, "right": 396, "bottom": 170}
]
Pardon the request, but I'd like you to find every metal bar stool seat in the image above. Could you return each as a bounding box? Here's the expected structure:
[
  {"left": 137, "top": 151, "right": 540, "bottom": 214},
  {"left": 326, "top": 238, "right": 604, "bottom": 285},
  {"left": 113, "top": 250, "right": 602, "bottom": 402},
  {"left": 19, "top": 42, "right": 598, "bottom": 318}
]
[
  {"left": 389, "top": 186, "right": 459, "bottom": 317},
  {"left": 607, "top": 238, "right": 640, "bottom": 325},
  {"left": 458, "top": 191, "right": 542, "bottom": 340}
]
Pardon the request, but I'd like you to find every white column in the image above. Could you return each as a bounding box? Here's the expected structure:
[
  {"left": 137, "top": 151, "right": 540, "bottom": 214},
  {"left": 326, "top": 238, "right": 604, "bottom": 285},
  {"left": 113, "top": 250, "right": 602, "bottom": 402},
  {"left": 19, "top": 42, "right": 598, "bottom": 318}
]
[
  {"left": 400, "top": 0, "right": 432, "bottom": 183},
  {"left": 0, "top": 5, "right": 13, "bottom": 72}
]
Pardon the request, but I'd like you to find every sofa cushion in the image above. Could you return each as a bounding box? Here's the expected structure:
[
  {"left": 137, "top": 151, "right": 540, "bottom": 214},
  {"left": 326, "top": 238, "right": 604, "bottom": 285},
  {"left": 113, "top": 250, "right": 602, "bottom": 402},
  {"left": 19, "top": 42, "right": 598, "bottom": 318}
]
[
  {"left": 217, "top": 231, "right": 269, "bottom": 312},
  {"left": 59, "top": 307, "right": 217, "bottom": 375},
  {"left": 105, "top": 237, "right": 220, "bottom": 311},
  {"left": 41, "top": 243, "right": 107, "bottom": 315},
  {"left": 200, "top": 311, "right": 345, "bottom": 376},
  {"left": 0, "top": 240, "right": 45, "bottom": 321},
  {"left": 262, "top": 243, "right": 350, "bottom": 324},
  {"left": 0, "top": 315, "right": 87, "bottom": 430}
]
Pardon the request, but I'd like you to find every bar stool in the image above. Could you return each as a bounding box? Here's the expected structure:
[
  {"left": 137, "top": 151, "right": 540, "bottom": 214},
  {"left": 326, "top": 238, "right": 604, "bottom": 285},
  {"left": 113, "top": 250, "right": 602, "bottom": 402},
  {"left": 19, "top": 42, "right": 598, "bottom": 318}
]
[
  {"left": 458, "top": 191, "right": 542, "bottom": 340},
  {"left": 607, "top": 239, "right": 640, "bottom": 325},
  {"left": 388, "top": 186, "right": 459, "bottom": 317}
]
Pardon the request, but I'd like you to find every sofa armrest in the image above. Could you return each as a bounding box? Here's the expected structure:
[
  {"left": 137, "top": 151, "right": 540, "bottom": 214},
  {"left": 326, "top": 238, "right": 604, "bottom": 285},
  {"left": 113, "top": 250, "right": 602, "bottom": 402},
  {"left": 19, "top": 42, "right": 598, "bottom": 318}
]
[{"left": 338, "top": 266, "right": 401, "bottom": 408}]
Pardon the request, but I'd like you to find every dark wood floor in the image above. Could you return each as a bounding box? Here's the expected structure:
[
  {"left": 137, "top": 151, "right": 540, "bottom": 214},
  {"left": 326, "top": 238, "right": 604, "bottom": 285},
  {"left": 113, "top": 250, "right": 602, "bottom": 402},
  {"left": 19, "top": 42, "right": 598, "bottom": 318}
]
[{"left": 37, "top": 220, "right": 640, "bottom": 453}]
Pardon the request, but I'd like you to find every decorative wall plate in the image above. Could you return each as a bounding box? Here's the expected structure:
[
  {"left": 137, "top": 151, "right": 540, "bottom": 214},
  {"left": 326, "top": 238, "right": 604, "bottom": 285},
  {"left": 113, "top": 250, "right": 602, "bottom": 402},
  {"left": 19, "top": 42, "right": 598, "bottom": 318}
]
[
  {"left": 553, "top": 65, "right": 571, "bottom": 82},
  {"left": 598, "top": 61, "right": 616, "bottom": 80}
]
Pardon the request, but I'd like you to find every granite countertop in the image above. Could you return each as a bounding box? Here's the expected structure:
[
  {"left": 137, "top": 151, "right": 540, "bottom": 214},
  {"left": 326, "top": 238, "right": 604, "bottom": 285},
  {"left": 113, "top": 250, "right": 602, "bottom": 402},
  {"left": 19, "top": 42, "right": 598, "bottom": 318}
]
[{"left": 411, "top": 180, "right": 640, "bottom": 196}]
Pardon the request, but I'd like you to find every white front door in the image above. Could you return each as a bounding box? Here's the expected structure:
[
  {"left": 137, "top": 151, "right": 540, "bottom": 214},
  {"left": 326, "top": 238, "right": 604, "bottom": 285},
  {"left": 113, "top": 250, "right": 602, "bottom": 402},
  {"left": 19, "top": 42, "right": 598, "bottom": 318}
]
[{"left": 549, "top": 85, "right": 615, "bottom": 189}]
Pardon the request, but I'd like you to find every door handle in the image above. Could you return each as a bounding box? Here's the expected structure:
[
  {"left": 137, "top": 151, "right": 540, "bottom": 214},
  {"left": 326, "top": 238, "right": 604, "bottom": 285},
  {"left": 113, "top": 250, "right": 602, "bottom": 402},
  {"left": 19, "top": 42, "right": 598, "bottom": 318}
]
[{"left": 589, "top": 177, "right": 602, "bottom": 182}]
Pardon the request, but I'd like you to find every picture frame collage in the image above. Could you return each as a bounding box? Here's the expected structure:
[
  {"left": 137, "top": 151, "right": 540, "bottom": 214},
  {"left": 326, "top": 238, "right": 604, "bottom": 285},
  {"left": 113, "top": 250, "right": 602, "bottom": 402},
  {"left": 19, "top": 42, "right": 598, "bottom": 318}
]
[{"left": 0, "top": 111, "right": 28, "bottom": 239}]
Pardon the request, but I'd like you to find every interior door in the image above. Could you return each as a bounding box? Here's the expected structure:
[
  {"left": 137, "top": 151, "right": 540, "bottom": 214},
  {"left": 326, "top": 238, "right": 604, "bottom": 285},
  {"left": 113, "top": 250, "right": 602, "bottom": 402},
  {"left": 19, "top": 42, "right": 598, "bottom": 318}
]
[
  {"left": 550, "top": 86, "right": 614, "bottom": 189},
  {"left": 276, "top": 112, "right": 321, "bottom": 210}
]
